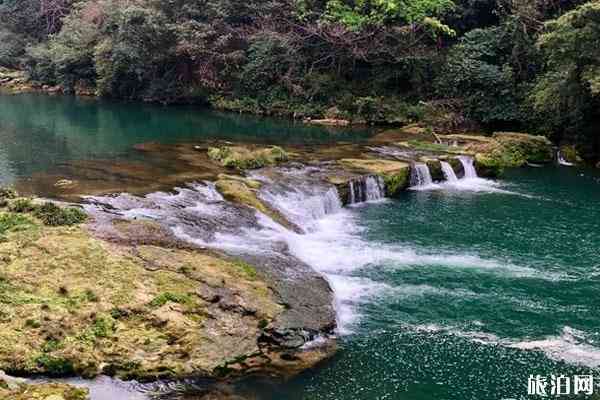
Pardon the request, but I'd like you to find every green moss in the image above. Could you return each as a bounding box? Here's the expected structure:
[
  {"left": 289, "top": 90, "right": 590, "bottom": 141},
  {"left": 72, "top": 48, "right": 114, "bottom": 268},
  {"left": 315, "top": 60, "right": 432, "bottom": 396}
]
[
  {"left": 42, "top": 339, "right": 64, "bottom": 353},
  {"left": 383, "top": 170, "right": 410, "bottom": 197},
  {"left": 425, "top": 159, "right": 443, "bottom": 182},
  {"left": 258, "top": 319, "right": 269, "bottom": 329},
  {"left": 148, "top": 292, "right": 190, "bottom": 308},
  {"left": 208, "top": 145, "right": 289, "bottom": 170},
  {"left": 109, "top": 307, "right": 128, "bottom": 320},
  {"left": 25, "top": 319, "right": 41, "bottom": 329},
  {"left": 232, "top": 260, "right": 258, "bottom": 280},
  {"left": 0, "top": 213, "right": 34, "bottom": 235},
  {"left": 91, "top": 315, "right": 115, "bottom": 338},
  {"left": 84, "top": 289, "right": 99, "bottom": 302},
  {"left": 406, "top": 140, "right": 453, "bottom": 153},
  {"left": 1, "top": 382, "right": 90, "bottom": 400},
  {"left": 493, "top": 132, "right": 553, "bottom": 164},
  {"left": 560, "top": 145, "right": 581, "bottom": 164}
]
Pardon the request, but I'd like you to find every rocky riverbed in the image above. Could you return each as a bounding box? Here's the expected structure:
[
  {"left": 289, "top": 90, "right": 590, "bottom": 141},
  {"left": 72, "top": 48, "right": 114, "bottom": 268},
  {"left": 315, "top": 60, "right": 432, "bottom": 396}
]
[{"left": 0, "top": 128, "right": 555, "bottom": 399}]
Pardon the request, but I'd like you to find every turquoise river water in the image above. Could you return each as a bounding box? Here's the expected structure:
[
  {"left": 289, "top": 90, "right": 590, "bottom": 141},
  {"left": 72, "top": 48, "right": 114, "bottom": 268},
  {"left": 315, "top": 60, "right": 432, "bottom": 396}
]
[
  {"left": 239, "top": 166, "right": 600, "bottom": 400},
  {"left": 1, "top": 93, "right": 599, "bottom": 400}
]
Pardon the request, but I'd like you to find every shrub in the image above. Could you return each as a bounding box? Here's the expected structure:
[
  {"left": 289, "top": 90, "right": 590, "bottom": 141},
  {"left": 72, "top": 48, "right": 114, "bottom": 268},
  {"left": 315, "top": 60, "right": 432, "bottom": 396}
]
[
  {"left": 0, "top": 187, "right": 17, "bottom": 200},
  {"left": 148, "top": 292, "right": 190, "bottom": 308},
  {"left": 0, "top": 213, "right": 33, "bottom": 235},
  {"left": 8, "top": 198, "right": 35, "bottom": 213},
  {"left": 33, "top": 202, "right": 87, "bottom": 227},
  {"left": 34, "top": 354, "right": 75, "bottom": 376}
]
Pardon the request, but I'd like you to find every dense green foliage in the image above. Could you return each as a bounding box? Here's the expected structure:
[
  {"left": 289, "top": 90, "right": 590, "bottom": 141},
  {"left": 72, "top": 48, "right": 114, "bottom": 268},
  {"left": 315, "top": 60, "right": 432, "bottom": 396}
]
[{"left": 0, "top": 0, "right": 598, "bottom": 159}]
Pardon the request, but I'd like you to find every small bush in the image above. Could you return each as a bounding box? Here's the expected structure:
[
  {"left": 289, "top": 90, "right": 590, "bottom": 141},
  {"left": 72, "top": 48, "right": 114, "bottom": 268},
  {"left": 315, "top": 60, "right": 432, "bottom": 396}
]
[
  {"left": 8, "top": 198, "right": 35, "bottom": 213},
  {"left": 0, "top": 187, "right": 17, "bottom": 200},
  {"left": 149, "top": 292, "right": 189, "bottom": 308},
  {"left": 34, "top": 354, "right": 75, "bottom": 376},
  {"left": 25, "top": 319, "right": 41, "bottom": 329},
  {"left": 0, "top": 213, "right": 33, "bottom": 235},
  {"left": 233, "top": 260, "right": 257, "bottom": 279},
  {"left": 92, "top": 315, "right": 115, "bottom": 338},
  {"left": 33, "top": 202, "right": 87, "bottom": 226}
]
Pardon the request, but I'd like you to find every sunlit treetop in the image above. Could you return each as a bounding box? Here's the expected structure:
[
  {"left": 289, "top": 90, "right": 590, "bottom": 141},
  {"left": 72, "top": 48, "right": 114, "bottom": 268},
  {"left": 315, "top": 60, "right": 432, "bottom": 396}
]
[{"left": 321, "top": 0, "right": 455, "bottom": 29}]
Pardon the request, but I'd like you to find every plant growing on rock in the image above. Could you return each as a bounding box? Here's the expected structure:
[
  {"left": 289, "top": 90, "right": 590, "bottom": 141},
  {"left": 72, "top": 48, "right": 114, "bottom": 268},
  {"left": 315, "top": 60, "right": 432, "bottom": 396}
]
[
  {"left": 208, "top": 145, "right": 289, "bottom": 170},
  {"left": 33, "top": 202, "right": 87, "bottom": 226}
]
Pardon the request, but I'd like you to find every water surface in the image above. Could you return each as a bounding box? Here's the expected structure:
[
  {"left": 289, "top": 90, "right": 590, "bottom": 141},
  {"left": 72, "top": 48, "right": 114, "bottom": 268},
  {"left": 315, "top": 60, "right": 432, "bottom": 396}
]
[
  {"left": 0, "top": 93, "right": 370, "bottom": 186},
  {"left": 233, "top": 167, "right": 600, "bottom": 400}
]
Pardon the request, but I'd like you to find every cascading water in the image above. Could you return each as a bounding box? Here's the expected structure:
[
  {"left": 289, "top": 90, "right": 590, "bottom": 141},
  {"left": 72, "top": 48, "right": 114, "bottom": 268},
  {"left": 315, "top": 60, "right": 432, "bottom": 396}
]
[
  {"left": 440, "top": 161, "right": 458, "bottom": 182},
  {"left": 458, "top": 156, "right": 478, "bottom": 179},
  {"left": 557, "top": 151, "right": 574, "bottom": 167},
  {"left": 410, "top": 163, "right": 434, "bottom": 188},
  {"left": 347, "top": 176, "right": 386, "bottom": 205}
]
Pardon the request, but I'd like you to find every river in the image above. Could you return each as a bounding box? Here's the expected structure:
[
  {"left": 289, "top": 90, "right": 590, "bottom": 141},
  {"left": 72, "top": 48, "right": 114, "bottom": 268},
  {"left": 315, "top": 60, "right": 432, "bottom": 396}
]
[{"left": 2, "top": 93, "right": 600, "bottom": 400}]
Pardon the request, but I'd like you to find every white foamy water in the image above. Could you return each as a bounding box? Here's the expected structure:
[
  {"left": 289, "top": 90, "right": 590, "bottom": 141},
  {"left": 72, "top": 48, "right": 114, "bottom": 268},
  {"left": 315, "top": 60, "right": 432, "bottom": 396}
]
[
  {"left": 410, "top": 163, "right": 438, "bottom": 190},
  {"left": 84, "top": 169, "right": 575, "bottom": 373},
  {"left": 440, "top": 161, "right": 458, "bottom": 182},
  {"left": 403, "top": 156, "right": 538, "bottom": 197},
  {"left": 511, "top": 327, "right": 600, "bottom": 368},
  {"left": 557, "top": 151, "right": 575, "bottom": 167},
  {"left": 405, "top": 323, "right": 600, "bottom": 368},
  {"left": 33, "top": 376, "right": 147, "bottom": 400},
  {"left": 458, "top": 156, "right": 478, "bottom": 179}
]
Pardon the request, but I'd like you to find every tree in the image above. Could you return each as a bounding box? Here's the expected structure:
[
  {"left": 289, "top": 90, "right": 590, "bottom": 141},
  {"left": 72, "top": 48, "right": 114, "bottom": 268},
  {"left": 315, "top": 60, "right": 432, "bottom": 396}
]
[{"left": 531, "top": 1, "right": 600, "bottom": 156}]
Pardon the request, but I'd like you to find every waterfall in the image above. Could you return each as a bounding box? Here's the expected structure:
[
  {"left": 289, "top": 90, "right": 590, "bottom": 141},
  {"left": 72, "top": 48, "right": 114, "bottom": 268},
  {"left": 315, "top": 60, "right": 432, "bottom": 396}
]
[
  {"left": 347, "top": 176, "right": 386, "bottom": 205},
  {"left": 458, "top": 156, "right": 478, "bottom": 179},
  {"left": 557, "top": 151, "right": 574, "bottom": 167},
  {"left": 410, "top": 163, "right": 433, "bottom": 188},
  {"left": 440, "top": 161, "right": 458, "bottom": 182}
]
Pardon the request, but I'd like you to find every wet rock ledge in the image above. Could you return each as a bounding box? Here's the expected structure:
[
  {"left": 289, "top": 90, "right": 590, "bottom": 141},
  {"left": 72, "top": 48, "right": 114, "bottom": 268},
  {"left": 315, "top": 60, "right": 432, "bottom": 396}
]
[{"left": 0, "top": 191, "right": 335, "bottom": 387}]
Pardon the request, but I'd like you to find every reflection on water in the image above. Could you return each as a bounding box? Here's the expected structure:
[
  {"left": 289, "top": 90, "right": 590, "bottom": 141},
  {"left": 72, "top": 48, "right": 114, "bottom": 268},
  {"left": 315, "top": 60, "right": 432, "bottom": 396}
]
[{"left": 0, "top": 93, "right": 372, "bottom": 187}]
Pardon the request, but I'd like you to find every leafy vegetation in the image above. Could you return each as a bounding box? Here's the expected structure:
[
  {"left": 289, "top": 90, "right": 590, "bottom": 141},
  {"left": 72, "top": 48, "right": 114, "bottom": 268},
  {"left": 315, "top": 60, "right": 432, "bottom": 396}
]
[
  {"left": 33, "top": 202, "right": 87, "bottom": 226},
  {"left": 0, "top": 0, "right": 598, "bottom": 159}
]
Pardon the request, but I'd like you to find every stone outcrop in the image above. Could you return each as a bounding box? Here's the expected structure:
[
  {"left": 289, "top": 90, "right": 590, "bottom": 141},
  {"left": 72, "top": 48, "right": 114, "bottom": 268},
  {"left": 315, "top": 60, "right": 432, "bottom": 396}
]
[
  {"left": 338, "top": 158, "right": 411, "bottom": 197},
  {"left": 0, "top": 196, "right": 334, "bottom": 382}
]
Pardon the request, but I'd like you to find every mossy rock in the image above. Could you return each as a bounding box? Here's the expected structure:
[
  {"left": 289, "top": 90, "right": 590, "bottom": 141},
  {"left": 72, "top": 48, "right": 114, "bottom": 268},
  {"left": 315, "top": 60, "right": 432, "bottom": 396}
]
[
  {"left": 214, "top": 178, "right": 298, "bottom": 231},
  {"left": 492, "top": 132, "right": 553, "bottom": 164},
  {"left": 0, "top": 219, "right": 283, "bottom": 380},
  {"left": 338, "top": 158, "right": 410, "bottom": 197},
  {"left": 447, "top": 157, "right": 465, "bottom": 178},
  {"left": 0, "top": 381, "right": 89, "bottom": 400},
  {"left": 208, "top": 145, "right": 288, "bottom": 170},
  {"left": 424, "top": 159, "right": 443, "bottom": 182},
  {"left": 217, "top": 174, "right": 262, "bottom": 189},
  {"left": 474, "top": 153, "right": 506, "bottom": 177}
]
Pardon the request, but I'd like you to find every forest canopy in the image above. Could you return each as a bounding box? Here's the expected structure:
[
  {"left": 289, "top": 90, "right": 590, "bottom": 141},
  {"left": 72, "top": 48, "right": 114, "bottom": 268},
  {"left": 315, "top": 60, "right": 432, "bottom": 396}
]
[{"left": 0, "top": 0, "right": 598, "bottom": 159}]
